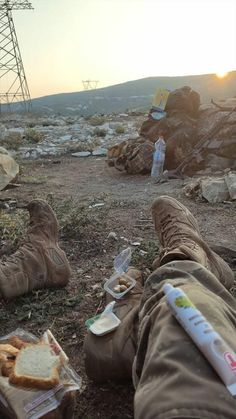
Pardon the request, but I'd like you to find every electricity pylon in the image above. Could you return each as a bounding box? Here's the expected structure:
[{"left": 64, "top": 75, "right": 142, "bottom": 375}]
[
  {"left": 0, "top": 0, "right": 33, "bottom": 112},
  {"left": 82, "top": 80, "right": 99, "bottom": 90}
]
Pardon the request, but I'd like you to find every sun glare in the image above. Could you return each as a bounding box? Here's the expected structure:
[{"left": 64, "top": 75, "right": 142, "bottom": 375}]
[{"left": 216, "top": 71, "right": 228, "bottom": 79}]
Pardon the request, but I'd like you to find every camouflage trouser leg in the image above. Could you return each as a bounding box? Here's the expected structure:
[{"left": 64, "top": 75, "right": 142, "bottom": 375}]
[
  {"left": 133, "top": 260, "right": 236, "bottom": 419},
  {"left": 84, "top": 280, "right": 143, "bottom": 383}
]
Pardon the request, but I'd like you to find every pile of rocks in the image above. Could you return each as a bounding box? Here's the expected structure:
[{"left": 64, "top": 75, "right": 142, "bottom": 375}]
[
  {"left": 139, "top": 86, "right": 236, "bottom": 175},
  {"left": 183, "top": 171, "right": 236, "bottom": 203}
]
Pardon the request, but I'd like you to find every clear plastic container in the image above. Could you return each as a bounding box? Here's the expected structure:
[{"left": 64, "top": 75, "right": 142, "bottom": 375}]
[
  {"left": 104, "top": 272, "right": 136, "bottom": 299},
  {"left": 104, "top": 248, "right": 136, "bottom": 299},
  {"left": 113, "top": 247, "right": 132, "bottom": 274}
]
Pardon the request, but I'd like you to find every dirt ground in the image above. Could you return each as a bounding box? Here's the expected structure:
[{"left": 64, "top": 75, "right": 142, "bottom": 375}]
[{"left": 0, "top": 155, "right": 236, "bottom": 419}]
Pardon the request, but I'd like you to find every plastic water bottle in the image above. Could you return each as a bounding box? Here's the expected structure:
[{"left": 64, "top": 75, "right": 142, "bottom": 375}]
[{"left": 151, "top": 136, "right": 166, "bottom": 180}]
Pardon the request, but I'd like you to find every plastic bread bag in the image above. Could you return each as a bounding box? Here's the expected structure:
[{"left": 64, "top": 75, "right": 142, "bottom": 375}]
[{"left": 0, "top": 328, "right": 81, "bottom": 419}]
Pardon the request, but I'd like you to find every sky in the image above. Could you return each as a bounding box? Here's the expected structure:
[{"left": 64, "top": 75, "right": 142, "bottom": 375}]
[{"left": 10, "top": 0, "right": 236, "bottom": 98}]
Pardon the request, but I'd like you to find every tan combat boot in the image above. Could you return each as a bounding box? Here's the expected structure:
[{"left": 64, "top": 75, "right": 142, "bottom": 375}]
[
  {"left": 151, "top": 196, "right": 234, "bottom": 289},
  {"left": 0, "top": 199, "right": 71, "bottom": 299}
]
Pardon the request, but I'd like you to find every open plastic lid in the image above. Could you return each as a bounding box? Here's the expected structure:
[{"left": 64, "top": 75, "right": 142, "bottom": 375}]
[
  {"left": 89, "top": 302, "right": 120, "bottom": 336},
  {"left": 113, "top": 247, "right": 132, "bottom": 274},
  {"left": 89, "top": 312, "right": 121, "bottom": 336}
]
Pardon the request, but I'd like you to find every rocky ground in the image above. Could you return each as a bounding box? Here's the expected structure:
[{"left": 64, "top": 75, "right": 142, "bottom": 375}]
[
  {"left": 0, "top": 114, "right": 236, "bottom": 419},
  {"left": 0, "top": 112, "right": 143, "bottom": 160}
]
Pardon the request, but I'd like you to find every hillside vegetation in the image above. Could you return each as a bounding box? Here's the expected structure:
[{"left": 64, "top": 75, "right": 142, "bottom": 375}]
[{"left": 13, "top": 71, "right": 236, "bottom": 115}]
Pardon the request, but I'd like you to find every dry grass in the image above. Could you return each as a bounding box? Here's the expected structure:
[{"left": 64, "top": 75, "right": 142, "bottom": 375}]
[
  {"left": 93, "top": 127, "right": 107, "bottom": 138},
  {"left": 0, "top": 196, "right": 107, "bottom": 257},
  {"left": 24, "top": 128, "right": 44, "bottom": 143},
  {"left": 0, "top": 133, "right": 23, "bottom": 150},
  {"left": 88, "top": 116, "right": 106, "bottom": 126},
  {"left": 115, "top": 125, "right": 125, "bottom": 134}
]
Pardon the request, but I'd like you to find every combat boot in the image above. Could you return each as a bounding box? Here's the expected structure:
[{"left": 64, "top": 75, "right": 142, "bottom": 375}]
[
  {"left": 0, "top": 199, "right": 71, "bottom": 299},
  {"left": 151, "top": 196, "right": 234, "bottom": 289}
]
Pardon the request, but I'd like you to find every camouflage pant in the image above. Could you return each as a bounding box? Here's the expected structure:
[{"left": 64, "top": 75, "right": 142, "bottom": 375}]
[{"left": 85, "top": 261, "right": 236, "bottom": 418}]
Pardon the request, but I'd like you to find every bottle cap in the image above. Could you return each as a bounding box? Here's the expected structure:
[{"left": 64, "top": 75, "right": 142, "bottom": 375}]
[{"left": 163, "top": 283, "right": 174, "bottom": 295}]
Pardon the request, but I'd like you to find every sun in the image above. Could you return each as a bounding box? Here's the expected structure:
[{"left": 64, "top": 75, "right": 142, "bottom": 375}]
[{"left": 216, "top": 71, "right": 228, "bottom": 79}]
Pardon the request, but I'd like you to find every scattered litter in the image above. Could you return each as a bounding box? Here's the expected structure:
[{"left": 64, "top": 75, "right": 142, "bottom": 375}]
[
  {"left": 131, "top": 241, "right": 141, "bottom": 246},
  {"left": 120, "top": 236, "right": 129, "bottom": 242},
  {"left": 89, "top": 203, "right": 105, "bottom": 209},
  {"left": 91, "top": 284, "right": 101, "bottom": 291},
  {"left": 139, "top": 250, "right": 148, "bottom": 256}
]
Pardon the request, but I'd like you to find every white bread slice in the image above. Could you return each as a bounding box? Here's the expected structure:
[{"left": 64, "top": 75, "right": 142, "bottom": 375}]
[{"left": 9, "top": 344, "right": 61, "bottom": 390}]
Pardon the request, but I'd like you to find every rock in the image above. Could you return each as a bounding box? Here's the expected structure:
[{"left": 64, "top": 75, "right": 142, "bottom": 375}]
[
  {"left": 209, "top": 241, "right": 236, "bottom": 268},
  {"left": 109, "top": 122, "right": 121, "bottom": 129},
  {"left": 165, "top": 86, "right": 200, "bottom": 117},
  {"left": 0, "top": 146, "right": 9, "bottom": 155},
  {"left": 183, "top": 179, "right": 201, "bottom": 199},
  {"left": 58, "top": 134, "right": 72, "bottom": 143},
  {"left": 91, "top": 284, "right": 101, "bottom": 291},
  {"left": 128, "top": 133, "right": 139, "bottom": 140},
  {"left": 92, "top": 147, "right": 107, "bottom": 156},
  {"left": 201, "top": 177, "right": 230, "bottom": 203},
  {"left": 204, "top": 154, "right": 234, "bottom": 172},
  {"left": 0, "top": 148, "right": 19, "bottom": 191},
  {"left": 108, "top": 232, "right": 118, "bottom": 240},
  {"left": 225, "top": 171, "right": 236, "bottom": 200},
  {"left": 71, "top": 151, "right": 91, "bottom": 157},
  {"left": 8, "top": 127, "right": 24, "bottom": 135}
]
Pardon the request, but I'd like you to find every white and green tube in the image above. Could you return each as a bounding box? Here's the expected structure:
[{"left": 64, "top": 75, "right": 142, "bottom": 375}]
[{"left": 163, "top": 283, "right": 236, "bottom": 396}]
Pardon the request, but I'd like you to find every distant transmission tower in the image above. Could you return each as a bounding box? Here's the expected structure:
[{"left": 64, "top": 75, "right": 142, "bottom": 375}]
[
  {"left": 82, "top": 80, "right": 99, "bottom": 90},
  {"left": 0, "top": 0, "right": 33, "bottom": 112}
]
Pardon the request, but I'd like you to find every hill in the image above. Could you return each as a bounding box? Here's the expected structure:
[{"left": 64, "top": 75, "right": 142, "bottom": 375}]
[{"left": 23, "top": 70, "right": 236, "bottom": 115}]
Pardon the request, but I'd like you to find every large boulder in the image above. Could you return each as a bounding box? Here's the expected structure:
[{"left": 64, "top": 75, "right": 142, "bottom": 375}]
[
  {"left": 0, "top": 148, "right": 19, "bottom": 190},
  {"left": 165, "top": 86, "right": 200, "bottom": 117}
]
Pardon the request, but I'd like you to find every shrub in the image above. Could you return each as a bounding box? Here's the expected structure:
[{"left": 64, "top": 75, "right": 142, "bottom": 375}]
[
  {"left": 93, "top": 127, "right": 106, "bottom": 138},
  {"left": 115, "top": 125, "right": 125, "bottom": 134},
  {"left": 0, "top": 133, "right": 23, "bottom": 150},
  {"left": 24, "top": 128, "right": 44, "bottom": 143},
  {"left": 89, "top": 116, "right": 106, "bottom": 126}
]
